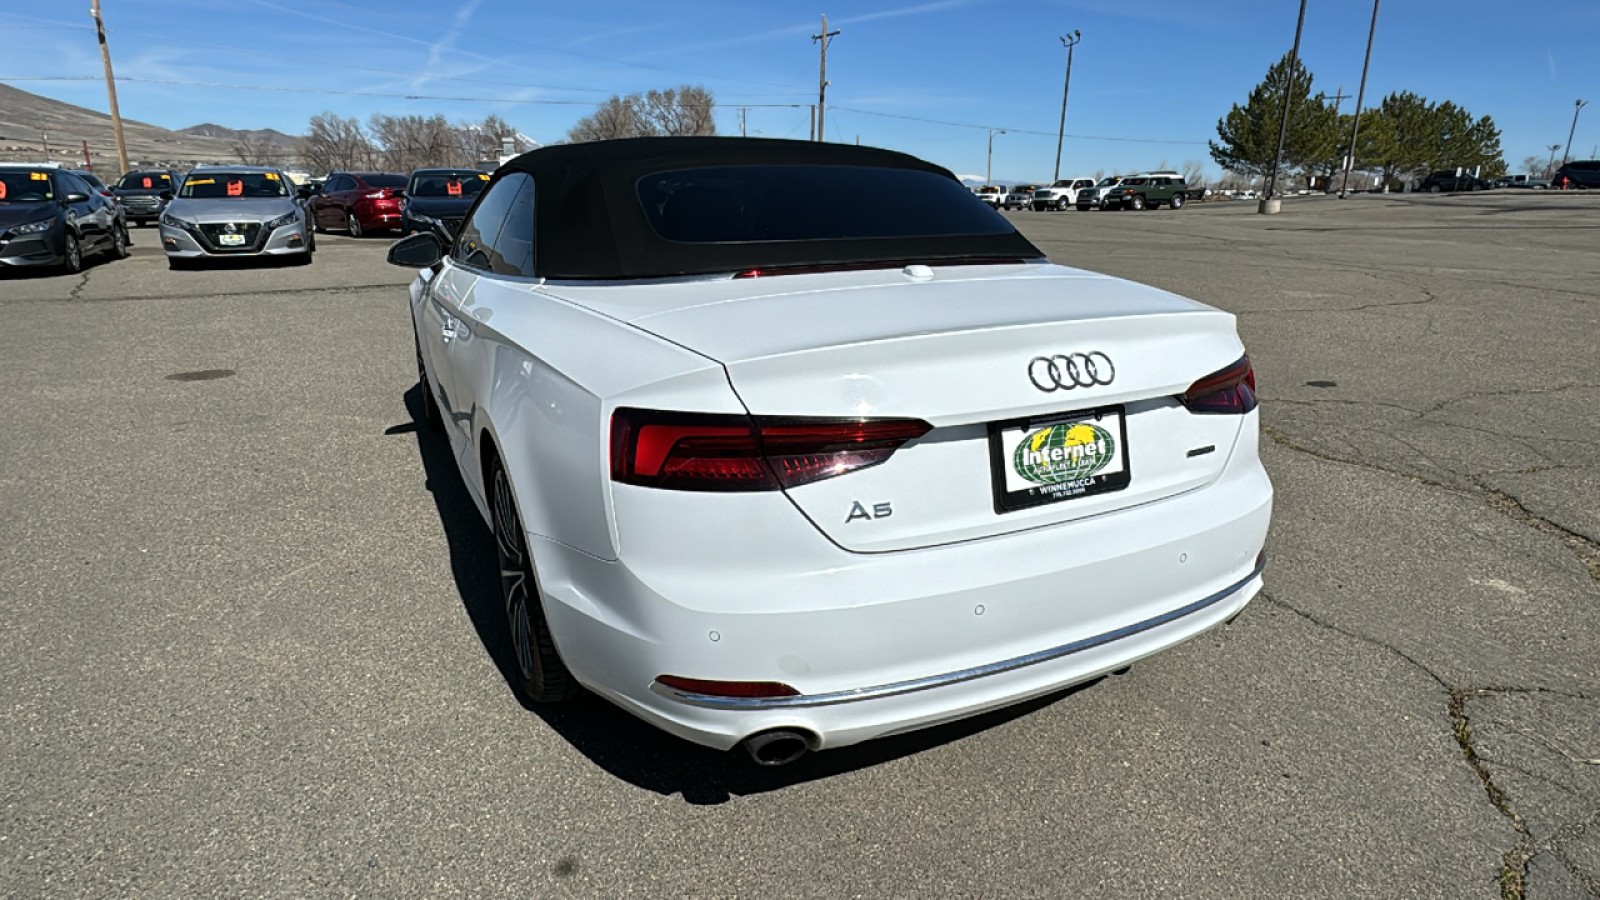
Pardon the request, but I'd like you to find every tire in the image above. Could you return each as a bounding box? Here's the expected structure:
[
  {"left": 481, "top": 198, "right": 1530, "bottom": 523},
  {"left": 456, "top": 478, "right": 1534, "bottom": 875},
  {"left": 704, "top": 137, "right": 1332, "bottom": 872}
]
[
  {"left": 1170, "top": 193, "right": 1186, "bottom": 210},
  {"left": 347, "top": 212, "right": 363, "bottom": 238},
  {"left": 1129, "top": 194, "right": 1146, "bottom": 211},
  {"left": 414, "top": 336, "right": 443, "bottom": 433},
  {"left": 312, "top": 209, "right": 325, "bottom": 234},
  {"left": 59, "top": 232, "right": 82, "bottom": 275},
  {"left": 1428, "top": 184, "right": 1442, "bottom": 193},
  {"left": 291, "top": 250, "right": 313, "bottom": 266},
  {"left": 490, "top": 457, "right": 574, "bottom": 704},
  {"left": 1057, "top": 198, "right": 1070, "bottom": 211},
  {"left": 167, "top": 256, "right": 193, "bottom": 271},
  {"left": 108, "top": 223, "right": 129, "bottom": 260}
]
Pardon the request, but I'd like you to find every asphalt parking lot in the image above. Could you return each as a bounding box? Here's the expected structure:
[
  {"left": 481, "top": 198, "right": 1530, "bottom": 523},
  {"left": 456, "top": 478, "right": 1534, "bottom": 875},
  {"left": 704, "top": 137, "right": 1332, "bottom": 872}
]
[{"left": 3, "top": 193, "right": 1597, "bottom": 898}]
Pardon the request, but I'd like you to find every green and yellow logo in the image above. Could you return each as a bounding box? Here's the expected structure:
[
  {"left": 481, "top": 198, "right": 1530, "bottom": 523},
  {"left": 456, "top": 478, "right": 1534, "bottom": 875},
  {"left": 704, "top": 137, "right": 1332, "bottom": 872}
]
[{"left": 1013, "top": 422, "right": 1116, "bottom": 485}]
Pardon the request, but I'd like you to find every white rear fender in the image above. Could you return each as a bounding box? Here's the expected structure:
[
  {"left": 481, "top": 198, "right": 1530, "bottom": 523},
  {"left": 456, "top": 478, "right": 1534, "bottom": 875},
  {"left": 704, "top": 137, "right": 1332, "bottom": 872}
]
[{"left": 467, "top": 295, "right": 735, "bottom": 562}]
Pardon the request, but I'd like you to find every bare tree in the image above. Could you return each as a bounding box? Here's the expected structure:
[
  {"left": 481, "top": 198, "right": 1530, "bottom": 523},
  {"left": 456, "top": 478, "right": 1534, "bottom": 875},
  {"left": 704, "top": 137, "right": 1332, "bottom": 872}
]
[
  {"left": 369, "top": 113, "right": 461, "bottom": 171},
  {"left": 303, "top": 112, "right": 376, "bottom": 173},
  {"left": 1180, "top": 159, "right": 1205, "bottom": 184},
  {"left": 568, "top": 85, "right": 716, "bottom": 142},
  {"left": 453, "top": 113, "right": 535, "bottom": 163},
  {"left": 231, "top": 133, "right": 276, "bottom": 166}
]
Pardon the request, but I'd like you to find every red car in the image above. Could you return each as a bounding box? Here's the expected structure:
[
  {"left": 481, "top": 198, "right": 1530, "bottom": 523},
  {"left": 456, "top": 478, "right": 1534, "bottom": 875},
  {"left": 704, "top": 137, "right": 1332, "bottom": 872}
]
[{"left": 306, "top": 171, "right": 408, "bottom": 237}]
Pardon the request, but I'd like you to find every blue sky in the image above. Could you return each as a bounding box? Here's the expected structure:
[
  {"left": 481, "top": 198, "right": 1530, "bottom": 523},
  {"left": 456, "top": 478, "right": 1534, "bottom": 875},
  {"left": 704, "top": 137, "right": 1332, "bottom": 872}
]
[{"left": 2, "top": 0, "right": 1596, "bottom": 181}]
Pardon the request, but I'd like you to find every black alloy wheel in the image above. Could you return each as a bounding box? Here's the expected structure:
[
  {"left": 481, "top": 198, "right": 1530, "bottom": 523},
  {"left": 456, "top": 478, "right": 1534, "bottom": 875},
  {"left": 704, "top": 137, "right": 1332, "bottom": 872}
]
[
  {"left": 59, "top": 232, "right": 82, "bottom": 275},
  {"left": 491, "top": 459, "right": 575, "bottom": 704},
  {"left": 109, "top": 223, "right": 129, "bottom": 259}
]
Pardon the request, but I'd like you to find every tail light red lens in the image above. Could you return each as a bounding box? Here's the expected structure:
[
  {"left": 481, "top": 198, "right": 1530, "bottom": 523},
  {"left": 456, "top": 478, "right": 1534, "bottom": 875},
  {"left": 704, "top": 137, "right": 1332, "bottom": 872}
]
[
  {"left": 655, "top": 675, "right": 799, "bottom": 698},
  {"left": 611, "top": 408, "right": 932, "bottom": 492},
  {"left": 1181, "top": 355, "right": 1258, "bottom": 414}
]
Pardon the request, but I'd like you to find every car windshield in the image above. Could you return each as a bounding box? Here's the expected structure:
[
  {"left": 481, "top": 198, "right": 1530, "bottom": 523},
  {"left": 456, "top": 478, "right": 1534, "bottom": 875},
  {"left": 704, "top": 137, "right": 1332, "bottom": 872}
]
[
  {"left": 180, "top": 172, "right": 290, "bottom": 198},
  {"left": 0, "top": 170, "right": 55, "bottom": 202},
  {"left": 637, "top": 165, "right": 1012, "bottom": 244},
  {"left": 408, "top": 170, "right": 488, "bottom": 198},
  {"left": 363, "top": 174, "right": 408, "bottom": 188},
  {"left": 117, "top": 172, "right": 173, "bottom": 189},
  {"left": 976, "top": 185, "right": 1000, "bottom": 194},
  {"left": 1097, "top": 177, "right": 1120, "bottom": 187}
]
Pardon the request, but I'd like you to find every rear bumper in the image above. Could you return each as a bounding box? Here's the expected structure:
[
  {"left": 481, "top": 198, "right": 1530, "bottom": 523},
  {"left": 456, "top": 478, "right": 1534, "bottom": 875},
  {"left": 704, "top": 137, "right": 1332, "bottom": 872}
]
[{"left": 529, "top": 428, "right": 1272, "bottom": 752}]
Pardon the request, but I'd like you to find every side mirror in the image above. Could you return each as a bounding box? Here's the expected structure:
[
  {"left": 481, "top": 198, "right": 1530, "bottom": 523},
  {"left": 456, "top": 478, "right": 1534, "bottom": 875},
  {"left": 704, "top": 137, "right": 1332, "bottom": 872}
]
[
  {"left": 159, "top": 189, "right": 174, "bottom": 200},
  {"left": 394, "top": 189, "right": 406, "bottom": 199},
  {"left": 63, "top": 192, "right": 90, "bottom": 204},
  {"left": 387, "top": 232, "right": 444, "bottom": 268},
  {"left": 296, "top": 185, "right": 313, "bottom": 199}
]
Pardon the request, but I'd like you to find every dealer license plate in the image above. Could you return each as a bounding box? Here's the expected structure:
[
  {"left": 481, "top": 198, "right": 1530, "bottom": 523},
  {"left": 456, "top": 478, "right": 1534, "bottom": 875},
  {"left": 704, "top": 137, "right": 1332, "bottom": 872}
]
[
  {"left": 988, "top": 405, "right": 1131, "bottom": 513},
  {"left": 218, "top": 233, "right": 246, "bottom": 247}
]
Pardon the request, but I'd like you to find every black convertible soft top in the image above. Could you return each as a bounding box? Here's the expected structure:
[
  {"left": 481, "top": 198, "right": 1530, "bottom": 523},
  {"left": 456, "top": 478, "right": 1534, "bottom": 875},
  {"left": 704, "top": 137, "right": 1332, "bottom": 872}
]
[{"left": 498, "top": 137, "right": 1043, "bottom": 280}]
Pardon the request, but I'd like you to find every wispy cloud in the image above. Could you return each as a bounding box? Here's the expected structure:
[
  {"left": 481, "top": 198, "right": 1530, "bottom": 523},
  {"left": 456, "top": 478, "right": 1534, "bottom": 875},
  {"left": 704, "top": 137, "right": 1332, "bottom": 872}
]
[
  {"left": 836, "top": 0, "right": 975, "bottom": 27},
  {"left": 412, "top": 0, "right": 484, "bottom": 92},
  {"left": 1547, "top": 49, "right": 1557, "bottom": 82}
]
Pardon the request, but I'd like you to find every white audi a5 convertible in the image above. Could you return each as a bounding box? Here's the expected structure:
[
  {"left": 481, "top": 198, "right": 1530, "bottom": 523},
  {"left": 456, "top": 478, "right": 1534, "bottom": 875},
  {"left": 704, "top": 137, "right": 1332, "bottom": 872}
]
[{"left": 388, "top": 137, "right": 1272, "bottom": 765}]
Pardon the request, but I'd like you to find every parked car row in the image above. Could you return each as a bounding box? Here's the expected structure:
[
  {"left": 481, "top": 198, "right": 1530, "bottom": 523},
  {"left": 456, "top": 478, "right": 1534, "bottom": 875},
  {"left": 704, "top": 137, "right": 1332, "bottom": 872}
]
[{"left": 0, "top": 164, "right": 129, "bottom": 273}]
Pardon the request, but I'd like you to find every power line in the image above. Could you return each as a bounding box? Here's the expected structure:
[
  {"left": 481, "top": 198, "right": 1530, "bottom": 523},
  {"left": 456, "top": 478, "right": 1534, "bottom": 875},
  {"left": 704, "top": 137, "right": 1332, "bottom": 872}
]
[
  {"left": 830, "top": 106, "right": 1207, "bottom": 146},
  {"left": 0, "top": 76, "right": 810, "bottom": 109}
]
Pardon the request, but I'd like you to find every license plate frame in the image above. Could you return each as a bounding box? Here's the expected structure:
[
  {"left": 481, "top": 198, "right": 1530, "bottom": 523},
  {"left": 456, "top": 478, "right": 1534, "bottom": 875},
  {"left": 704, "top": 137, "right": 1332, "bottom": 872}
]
[
  {"left": 987, "top": 404, "right": 1132, "bottom": 514},
  {"left": 218, "top": 232, "right": 246, "bottom": 247}
]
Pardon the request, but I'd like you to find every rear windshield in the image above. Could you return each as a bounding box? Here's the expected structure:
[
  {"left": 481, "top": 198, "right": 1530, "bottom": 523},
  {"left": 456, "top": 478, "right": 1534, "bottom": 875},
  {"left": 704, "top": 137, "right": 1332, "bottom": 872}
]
[
  {"left": 0, "top": 170, "right": 55, "bottom": 202},
  {"left": 637, "top": 165, "right": 1011, "bottom": 244},
  {"left": 118, "top": 172, "right": 173, "bottom": 189},
  {"left": 180, "top": 172, "right": 290, "bottom": 198},
  {"left": 363, "top": 174, "right": 408, "bottom": 188},
  {"left": 408, "top": 170, "right": 489, "bottom": 197}
]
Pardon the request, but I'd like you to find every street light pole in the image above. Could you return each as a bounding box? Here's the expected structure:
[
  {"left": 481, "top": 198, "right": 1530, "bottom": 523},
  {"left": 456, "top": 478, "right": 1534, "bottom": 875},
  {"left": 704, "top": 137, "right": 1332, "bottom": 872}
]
[
  {"left": 1562, "top": 99, "right": 1587, "bottom": 166},
  {"left": 987, "top": 128, "right": 1005, "bottom": 184},
  {"left": 1338, "top": 0, "right": 1381, "bottom": 199},
  {"left": 1053, "top": 30, "right": 1081, "bottom": 183},
  {"left": 1263, "top": 0, "right": 1308, "bottom": 209},
  {"left": 1545, "top": 143, "right": 1562, "bottom": 178}
]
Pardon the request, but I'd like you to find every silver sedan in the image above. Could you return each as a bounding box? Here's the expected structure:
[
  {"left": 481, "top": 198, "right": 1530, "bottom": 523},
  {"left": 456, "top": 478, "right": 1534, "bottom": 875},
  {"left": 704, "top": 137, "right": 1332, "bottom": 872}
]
[{"left": 159, "top": 166, "right": 313, "bottom": 269}]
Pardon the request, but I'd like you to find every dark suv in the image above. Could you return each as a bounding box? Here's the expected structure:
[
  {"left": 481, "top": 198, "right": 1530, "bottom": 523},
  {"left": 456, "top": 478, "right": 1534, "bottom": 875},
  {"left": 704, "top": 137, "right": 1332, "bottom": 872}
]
[
  {"left": 1414, "top": 171, "right": 1492, "bottom": 193},
  {"left": 1552, "top": 160, "right": 1600, "bottom": 190},
  {"left": 113, "top": 169, "right": 183, "bottom": 226},
  {"left": 1103, "top": 172, "right": 1189, "bottom": 211}
]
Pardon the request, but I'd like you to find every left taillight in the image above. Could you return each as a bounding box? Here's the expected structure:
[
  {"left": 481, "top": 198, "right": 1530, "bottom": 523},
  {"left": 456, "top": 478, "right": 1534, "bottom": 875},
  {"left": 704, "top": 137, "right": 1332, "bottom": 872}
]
[
  {"left": 610, "top": 408, "right": 932, "bottom": 492},
  {"left": 1181, "top": 355, "right": 1258, "bottom": 414}
]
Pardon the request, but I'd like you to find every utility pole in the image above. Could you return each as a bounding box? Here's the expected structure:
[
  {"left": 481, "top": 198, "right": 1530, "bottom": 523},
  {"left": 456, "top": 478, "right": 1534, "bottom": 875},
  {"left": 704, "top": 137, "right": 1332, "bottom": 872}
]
[
  {"left": 809, "top": 105, "right": 816, "bottom": 141},
  {"left": 1263, "top": 0, "right": 1308, "bottom": 209},
  {"left": 89, "top": 0, "right": 130, "bottom": 174},
  {"left": 811, "top": 15, "right": 839, "bottom": 142},
  {"left": 739, "top": 107, "right": 747, "bottom": 137},
  {"left": 1052, "top": 30, "right": 1081, "bottom": 183},
  {"left": 1339, "top": 0, "right": 1381, "bottom": 199},
  {"left": 1327, "top": 87, "right": 1350, "bottom": 114},
  {"left": 987, "top": 129, "right": 1005, "bottom": 184},
  {"left": 1562, "top": 99, "right": 1587, "bottom": 166}
]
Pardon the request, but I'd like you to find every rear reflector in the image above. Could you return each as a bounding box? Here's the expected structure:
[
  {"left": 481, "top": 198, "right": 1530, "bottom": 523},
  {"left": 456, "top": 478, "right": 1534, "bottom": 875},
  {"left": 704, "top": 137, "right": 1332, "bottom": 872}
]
[
  {"left": 655, "top": 675, "right": 799, "bottom": 698},
  {"left": 1181, "top": 355, "right": 1257, "bottom": 414},
  {"left": 611, "top": 408, "right": 931, "bottom": 492}
]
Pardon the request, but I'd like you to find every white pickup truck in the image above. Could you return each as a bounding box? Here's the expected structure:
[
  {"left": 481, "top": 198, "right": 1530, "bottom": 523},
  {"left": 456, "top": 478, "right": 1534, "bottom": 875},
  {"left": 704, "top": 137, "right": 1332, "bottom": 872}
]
[{"left": 1029, "top": 177, "right": 1096, "bottom": 211}]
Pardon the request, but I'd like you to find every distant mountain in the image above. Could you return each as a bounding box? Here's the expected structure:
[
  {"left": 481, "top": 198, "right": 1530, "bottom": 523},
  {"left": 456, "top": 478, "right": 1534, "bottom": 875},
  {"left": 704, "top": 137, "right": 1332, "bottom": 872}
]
[
  {"left": 0, "top": 82, "right": 294, "bottom": 173},
  {"left": 178, "top": 123, "right": 302, "bottom": 152}
]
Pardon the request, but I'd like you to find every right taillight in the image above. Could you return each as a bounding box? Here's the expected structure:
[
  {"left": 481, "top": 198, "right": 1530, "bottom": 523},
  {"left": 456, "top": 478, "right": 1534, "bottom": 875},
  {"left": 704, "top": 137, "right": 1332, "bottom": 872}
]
[
  {"left": 610, "top": 408, "right": 931, "bottom": 492},
  {"left": 1181, "top": 355, "right": 1257, "bottom": 415}
]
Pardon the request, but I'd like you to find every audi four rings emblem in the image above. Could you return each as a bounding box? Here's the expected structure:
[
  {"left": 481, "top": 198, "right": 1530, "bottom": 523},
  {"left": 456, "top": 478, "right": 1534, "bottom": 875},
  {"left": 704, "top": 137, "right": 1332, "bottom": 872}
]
[{"left": 1028, "top": 352, "right": 1116, "bottom": 392}]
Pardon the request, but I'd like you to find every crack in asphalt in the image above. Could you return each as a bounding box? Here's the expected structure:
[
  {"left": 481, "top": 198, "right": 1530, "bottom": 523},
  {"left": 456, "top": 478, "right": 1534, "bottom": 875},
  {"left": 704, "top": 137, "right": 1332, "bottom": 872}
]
[
  {"left": 65, "top": 267, "right": 92, "bottom": 302},
  {"left": 1263, "top": 427, "right": 1600, "bottom": 897},
  {"left": 1261, "top": 588, "right": 1539, "bottom": 897}
]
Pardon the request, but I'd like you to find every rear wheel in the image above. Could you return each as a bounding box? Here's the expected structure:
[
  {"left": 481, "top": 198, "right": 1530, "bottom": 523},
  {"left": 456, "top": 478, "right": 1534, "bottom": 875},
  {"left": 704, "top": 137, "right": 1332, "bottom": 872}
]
[
  {"left": 491, "top": 457, "right": 574, "bottom": 704},
  {"left": 108, "top": 223, "right": 129, "bottom": 259},
  {"left": 347, "top": 212, "right": 363, "bottom": 237}
]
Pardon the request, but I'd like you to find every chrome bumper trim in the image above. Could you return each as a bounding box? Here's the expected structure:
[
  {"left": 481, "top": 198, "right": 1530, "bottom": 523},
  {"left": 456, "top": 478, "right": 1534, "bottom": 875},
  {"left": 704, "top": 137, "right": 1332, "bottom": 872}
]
[{"left": 649, "top": 558, "right": 1265, "bottom": 711}]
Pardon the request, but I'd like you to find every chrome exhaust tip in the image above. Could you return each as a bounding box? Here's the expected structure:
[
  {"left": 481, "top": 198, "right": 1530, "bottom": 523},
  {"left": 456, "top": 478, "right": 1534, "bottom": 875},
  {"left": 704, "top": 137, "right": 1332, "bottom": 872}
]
[{"left": 741, "top": 729, "right": 813, "bottom": 767}]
